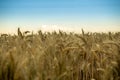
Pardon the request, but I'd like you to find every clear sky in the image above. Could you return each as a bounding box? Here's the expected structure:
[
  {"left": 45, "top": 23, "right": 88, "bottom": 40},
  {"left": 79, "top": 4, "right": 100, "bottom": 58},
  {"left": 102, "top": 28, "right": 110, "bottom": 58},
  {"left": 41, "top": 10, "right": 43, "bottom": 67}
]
[{"left": 0, "top": 0, "right": 120, "bottom": 33}]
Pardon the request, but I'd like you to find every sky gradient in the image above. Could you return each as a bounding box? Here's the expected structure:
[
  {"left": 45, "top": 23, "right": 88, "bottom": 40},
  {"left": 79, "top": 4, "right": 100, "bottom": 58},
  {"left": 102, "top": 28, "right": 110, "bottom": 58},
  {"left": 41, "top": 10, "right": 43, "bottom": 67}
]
[{"left": 0, "top": 0, "right": 120, "bottom": 33}]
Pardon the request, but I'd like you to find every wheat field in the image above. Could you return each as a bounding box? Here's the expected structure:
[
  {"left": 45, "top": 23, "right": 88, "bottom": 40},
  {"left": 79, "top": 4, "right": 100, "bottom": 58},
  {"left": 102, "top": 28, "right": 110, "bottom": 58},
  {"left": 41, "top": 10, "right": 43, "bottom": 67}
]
[{"left": 0, "top": 28, "right": 120, "bottom": 80}]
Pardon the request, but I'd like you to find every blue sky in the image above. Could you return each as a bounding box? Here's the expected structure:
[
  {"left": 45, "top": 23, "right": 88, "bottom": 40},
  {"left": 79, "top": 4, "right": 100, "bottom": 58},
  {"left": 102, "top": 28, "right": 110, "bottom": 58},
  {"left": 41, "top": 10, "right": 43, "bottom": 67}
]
[{"left": 0, "top": 0, "right": 120, "bottom": 33}]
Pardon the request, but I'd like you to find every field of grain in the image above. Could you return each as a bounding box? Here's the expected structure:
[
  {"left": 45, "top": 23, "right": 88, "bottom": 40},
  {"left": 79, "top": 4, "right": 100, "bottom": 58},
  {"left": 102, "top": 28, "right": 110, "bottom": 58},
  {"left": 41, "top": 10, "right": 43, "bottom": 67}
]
[{"left": 0, "top": 28, "right": 120, "bottom": 80}]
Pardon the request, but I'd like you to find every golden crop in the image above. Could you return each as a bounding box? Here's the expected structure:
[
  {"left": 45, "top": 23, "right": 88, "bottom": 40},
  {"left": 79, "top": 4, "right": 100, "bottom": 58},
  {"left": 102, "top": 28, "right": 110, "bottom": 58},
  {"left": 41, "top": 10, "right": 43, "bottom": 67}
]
[{"left": 0, "top": 28, "right": 120, "bottom": 80}]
